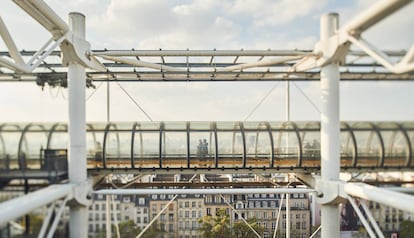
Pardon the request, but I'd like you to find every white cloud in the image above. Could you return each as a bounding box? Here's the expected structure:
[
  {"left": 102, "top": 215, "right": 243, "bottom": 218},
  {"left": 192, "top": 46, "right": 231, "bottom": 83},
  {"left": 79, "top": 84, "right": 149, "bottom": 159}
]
[
  {"left": 230, "top": 0, "right": 327, "bottom": 27},
  {"left": 1, "top": 1, "right": 414, "bottom": 124}
]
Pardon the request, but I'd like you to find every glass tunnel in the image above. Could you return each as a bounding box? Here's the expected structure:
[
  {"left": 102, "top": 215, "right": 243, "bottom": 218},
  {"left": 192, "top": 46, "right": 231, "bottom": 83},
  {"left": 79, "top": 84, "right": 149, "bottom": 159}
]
[{"left": 0, "top": 121, "right": 413, "bottom": 172}]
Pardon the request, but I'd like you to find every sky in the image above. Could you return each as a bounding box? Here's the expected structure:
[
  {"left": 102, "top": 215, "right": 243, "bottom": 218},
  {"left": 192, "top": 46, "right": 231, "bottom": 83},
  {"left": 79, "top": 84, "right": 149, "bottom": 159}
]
[{"left": 0, "top": 0, "right": 413, "bottom": 123}]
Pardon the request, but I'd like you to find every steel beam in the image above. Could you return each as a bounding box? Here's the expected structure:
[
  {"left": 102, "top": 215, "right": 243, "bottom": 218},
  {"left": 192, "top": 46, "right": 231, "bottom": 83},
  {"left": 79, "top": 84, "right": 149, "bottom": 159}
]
[
  {"left": 0, "top": 184, "right": 73, "bottom": 225},
  {"left": 67, "top": 12, "right": 88, "bottom": 238},
  {"left": 320, "top": 13, "right": 341, "bottom": 238}
]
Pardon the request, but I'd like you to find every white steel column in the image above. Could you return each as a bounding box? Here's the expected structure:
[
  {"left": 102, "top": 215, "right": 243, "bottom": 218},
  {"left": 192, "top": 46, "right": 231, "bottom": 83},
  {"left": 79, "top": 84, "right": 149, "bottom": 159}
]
[
  {"left": 68, "top": 12, "right": 88, "bottom": 238},
  {"left": 320, "top": 13, "right": 340, "bottom": 238}
]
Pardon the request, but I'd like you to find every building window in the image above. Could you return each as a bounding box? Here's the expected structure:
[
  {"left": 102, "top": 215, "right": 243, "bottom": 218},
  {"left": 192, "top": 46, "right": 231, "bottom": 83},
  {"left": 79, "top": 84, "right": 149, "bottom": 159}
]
[
  {"left": 185, "top": 211, "right": 189, "bottom": 218},
  {"left": 192, "top": 201, "right": 196, "bottom": 207},
  {"left": 185, "top": 202, "right": 189, "bottom": 208},
  {"left": 302, "top": 221, "right": 307, "bottom": 229},
  {"left": 192, "top": 221, "right": 197, "bottom": 230},
  {"left": 185, "top": 221, "right": 190, "bottom": 229},
  {"left": 296, "top": 214, "right": 300, "bottom": 219},
  {"left": 207, "top": 208, "right": 211, "bottom": 216},
  {"left": 296, "top": 222, "right": 300, "bottom": 230},
  {"left": 192, "top": 210, "right": 196, "bottom": 218},
  {"left": 169, "top": 224, "right": 174, "bottom": 232}
]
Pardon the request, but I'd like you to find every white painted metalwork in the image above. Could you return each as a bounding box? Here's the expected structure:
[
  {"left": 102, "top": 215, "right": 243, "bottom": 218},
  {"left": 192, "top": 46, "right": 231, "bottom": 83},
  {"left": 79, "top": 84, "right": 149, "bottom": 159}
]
[
  {"left": 37, "top": 202, "right": 56, "bottom": 238},
  {"left": 319, "top": 12, "right": 341, "bottom": 238},
  {"left": 272, "top": 194, "right": 284, "bottom": 238},
  {"left": 309, "top": 226, "right": 322, "bottom": 238},
  {"left": 0, "top": 184, "right": 74, "bottom": 225},
  {"left": 359, "top": 199, "right": 385, "bottom": 238},
  {"left": 136, "top": 194, "right": 178, "bottom": 238},
  {"left": 46, "top": 196, "right": 70, "bottom": 238},
  {"left": 220, "top": 194, "right": 262, "bottom": 238},
  {"left": 344, "top": 182, "right": 414, "bottom": 214},
  {"left": 347, "top": 196, "right": 378, "bottom": 238},
  {"left": 67, "top": 12, "right": 89, "bottom": 238}
]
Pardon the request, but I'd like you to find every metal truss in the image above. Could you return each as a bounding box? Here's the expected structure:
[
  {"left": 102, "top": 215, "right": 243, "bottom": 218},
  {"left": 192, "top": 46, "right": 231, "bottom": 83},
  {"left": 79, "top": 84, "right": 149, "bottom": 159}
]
[{"left": 0, "top": 49, "right": 413, "bottom": 84}]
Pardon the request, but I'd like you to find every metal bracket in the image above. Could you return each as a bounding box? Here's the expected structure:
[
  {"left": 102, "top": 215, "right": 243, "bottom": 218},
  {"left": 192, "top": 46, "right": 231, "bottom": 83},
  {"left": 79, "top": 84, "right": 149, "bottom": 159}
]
[
  {"left": 61, "top": 32, "right": 105, "bottom": 71},
  {"left": 69, "top": 180, "right": 92, "bottom": 207}
]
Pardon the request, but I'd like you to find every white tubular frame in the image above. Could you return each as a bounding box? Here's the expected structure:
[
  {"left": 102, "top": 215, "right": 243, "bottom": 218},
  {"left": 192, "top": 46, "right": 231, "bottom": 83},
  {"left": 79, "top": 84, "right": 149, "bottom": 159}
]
[
  {"left": 0, "top": 184, "right": 74, "bottom": 225},
  {"left": 344, "top": 182, "right": 414, "bottom": 214}
]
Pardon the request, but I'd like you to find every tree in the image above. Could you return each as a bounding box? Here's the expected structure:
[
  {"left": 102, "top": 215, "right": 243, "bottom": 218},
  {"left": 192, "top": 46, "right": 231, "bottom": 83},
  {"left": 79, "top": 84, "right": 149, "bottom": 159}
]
[
  {"left": 118, "top": 220, "right": 140, "bottom": 238},
  {"left": 199, "top": 208, "right": 231, "bottom": 238},
  {"left": 139, "top": 220, "right": 163, "bottom": 238},
  {"left": 232, "top": 217, "right": 264, "bottom": 238},
  {"left": 399, "top": 220, "right": 414, "bottom": 238}
]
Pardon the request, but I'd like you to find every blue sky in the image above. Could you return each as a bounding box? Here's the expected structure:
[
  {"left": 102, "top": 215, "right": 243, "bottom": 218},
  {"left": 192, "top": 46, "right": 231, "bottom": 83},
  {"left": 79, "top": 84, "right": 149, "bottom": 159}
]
[{"left": 0, "top": 0, "right": 413, "bottom": 122}]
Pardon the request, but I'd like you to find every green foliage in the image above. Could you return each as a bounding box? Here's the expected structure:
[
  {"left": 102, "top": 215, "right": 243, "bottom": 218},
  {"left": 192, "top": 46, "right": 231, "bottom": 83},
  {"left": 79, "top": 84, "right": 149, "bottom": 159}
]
[
  {"left": 399, "top": 220, "right": 414, "bottom": 238},
  {"left": 118, "top": 220, "right": 140, "bottom": 238},
  {"left": 198, "top": 208, "right": 231, "bottom": 238},
  {"left": 21, "top": 213, "right": 43, "bottom": 234},
  {"left": 199, "top": 209, "right": 266, "bottom": 238},
  {"left": 232, "top": 217, "right": 264, "bottom": 238}
]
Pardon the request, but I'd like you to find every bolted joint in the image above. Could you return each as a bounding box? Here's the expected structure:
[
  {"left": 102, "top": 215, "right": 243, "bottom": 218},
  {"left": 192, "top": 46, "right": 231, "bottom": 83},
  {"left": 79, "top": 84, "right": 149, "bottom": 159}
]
[
  {"left": 60, "top": 33, "right": 105, "bottom": 71},
  {"left": 69, "top": 180, "right": 93, "bottom": 207},
  {"left": 315, "top": 179, "right": 346, "bottom": 205}
]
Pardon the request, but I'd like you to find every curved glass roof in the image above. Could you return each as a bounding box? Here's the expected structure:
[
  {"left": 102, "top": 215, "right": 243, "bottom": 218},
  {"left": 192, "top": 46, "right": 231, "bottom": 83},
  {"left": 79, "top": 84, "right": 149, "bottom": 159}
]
[{"left": 0, "top": 121, "right": 413, "bottom": 171}]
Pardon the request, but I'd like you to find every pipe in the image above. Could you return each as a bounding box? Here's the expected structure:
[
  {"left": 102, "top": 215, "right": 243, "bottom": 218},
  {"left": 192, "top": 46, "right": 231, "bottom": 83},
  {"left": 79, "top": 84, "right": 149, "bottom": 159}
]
[
  {"left": 344, "top": 182, "right": 414, "bottom": 214},
  {"left": 320, "top": 13, "right": 341, "bottom": 238},
  {"left": 0, "top": 184, "right": 73, "bottom": 225}
]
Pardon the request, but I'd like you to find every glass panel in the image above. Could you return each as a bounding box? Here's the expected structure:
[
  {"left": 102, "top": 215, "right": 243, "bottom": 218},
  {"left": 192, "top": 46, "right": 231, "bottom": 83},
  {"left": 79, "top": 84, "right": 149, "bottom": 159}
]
[
  {"left": 48, "top": 124, "right": 68, "bottom": 149},
  {"left": 354, "top": 130, "right": 381, "bottom": 167},
  {"left": 87, "top": 124, "right": 104, "bottom": 168},
  {"left": 133, "top": 131, "right": 159, "bottom": 168},
  {"left": 189, "top": 132, "right": 215, "bottom": 168},
  {"left": 105, "top": 129, "right": 131, "bottom": 168},
  {"left": 20, "top": 125, "right": 49, "bottom": 170},
  {"left": 217, "top": 129, "right": 243, "bottom": 168},
  {"left": 273, "top": 125, "right": 299, "bottom": 167},
  {"left": 408, "top": 130, "right": 414, "bottom": 167},
  {"left": 189, "top": 122, "right": 213, "bottom": 131},
  {"left": 340, "top": 130, "right": 354, "bottom": 167},
  {"left": 301, "top": 131, "right": 320, "bottom": 167},
  {"left": 245, "top": 130, "right": 271, "bottom": 168},
  {"left": 0, "top": 134, "right": 5, "bottom": 169},
  {"left": 0, "top": 124, "right": 22, "bottom": 169},
  {"left": 382, "top": 131, "right": 408, "bottom": 167},
  {"left": 163, "top": 122, "right": 187, "bottom": 131},
  {"left": 162, "top": 132, "right": 187, "bottom": 168}
]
